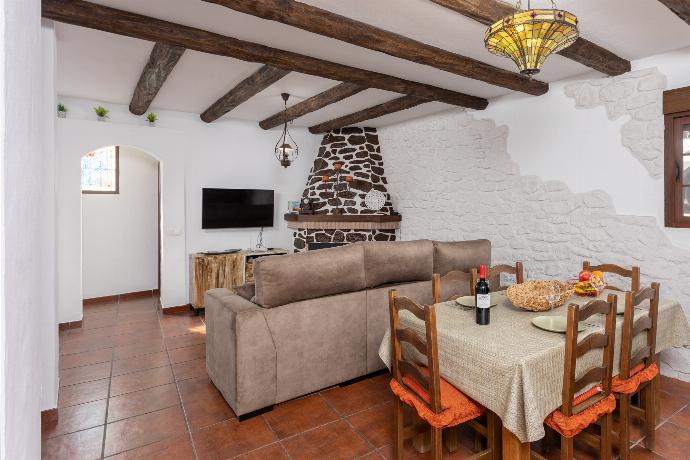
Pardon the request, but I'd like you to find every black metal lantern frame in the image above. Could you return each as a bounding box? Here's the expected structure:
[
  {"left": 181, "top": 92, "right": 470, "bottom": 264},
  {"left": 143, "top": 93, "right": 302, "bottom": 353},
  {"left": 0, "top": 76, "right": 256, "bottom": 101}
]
[{"left": 275, "top": 93, "right": 299, "bottom": 168}]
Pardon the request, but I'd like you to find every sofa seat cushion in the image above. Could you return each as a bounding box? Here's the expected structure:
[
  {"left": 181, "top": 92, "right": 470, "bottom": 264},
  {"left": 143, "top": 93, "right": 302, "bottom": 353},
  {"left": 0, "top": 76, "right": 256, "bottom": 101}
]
[
  {"left": 363, "top": 240, "right": 433, "bottom": 289},
  {"left": 253, "top": 244, "right": 366, "bottom": 308},
  {"left": 433, "top": 240, "right": 491, "bottom": 276}
]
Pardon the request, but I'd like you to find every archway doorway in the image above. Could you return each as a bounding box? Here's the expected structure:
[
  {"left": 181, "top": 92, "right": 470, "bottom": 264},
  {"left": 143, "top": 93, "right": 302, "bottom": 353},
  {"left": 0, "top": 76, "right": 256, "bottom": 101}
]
[{"left": 80, "top": 145, "right": 161, "bottom": 301}]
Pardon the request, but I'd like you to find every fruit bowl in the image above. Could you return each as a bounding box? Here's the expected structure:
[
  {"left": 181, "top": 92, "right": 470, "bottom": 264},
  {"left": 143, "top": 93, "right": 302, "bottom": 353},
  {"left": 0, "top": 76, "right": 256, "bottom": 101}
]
[
  {"left": 506, "top": 281, "right": 575, "bottom": 312},
  {"left": 574, "top": 270, "right": 606, "bottom": 297}
]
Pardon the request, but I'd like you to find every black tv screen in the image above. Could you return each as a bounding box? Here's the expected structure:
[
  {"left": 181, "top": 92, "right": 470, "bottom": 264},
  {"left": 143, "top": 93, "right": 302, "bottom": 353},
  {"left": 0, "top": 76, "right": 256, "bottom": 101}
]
[{"left": 202, "top": 188, "right": 274, "bottom": 229}]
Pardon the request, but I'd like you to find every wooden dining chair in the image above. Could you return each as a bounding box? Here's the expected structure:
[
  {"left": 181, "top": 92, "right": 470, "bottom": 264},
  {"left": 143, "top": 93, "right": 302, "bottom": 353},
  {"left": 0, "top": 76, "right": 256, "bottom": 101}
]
[
  {"left": 537, "top": 295, "right": 618, "bottom": 460},
  {"left": 471, "top": 262, "right": 524, "bottom": 291},
  {"left": 432, "top": 270, "right": 474, "bottom": 302},
  {"left": 582, "top": 261, "right": 640, "bottom": 292},
  {"left": 612, "top": 283, "right": 660, "bottom": 460},
  {"left": 388, "top": 290, "right": 499, "bottom": 460}
]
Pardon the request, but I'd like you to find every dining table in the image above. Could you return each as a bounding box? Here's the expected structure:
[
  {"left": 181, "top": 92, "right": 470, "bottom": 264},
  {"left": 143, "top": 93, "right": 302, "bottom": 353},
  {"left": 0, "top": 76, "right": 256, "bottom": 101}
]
[{"left": 378, "top": 288, "right": 690, "bottom": 459}]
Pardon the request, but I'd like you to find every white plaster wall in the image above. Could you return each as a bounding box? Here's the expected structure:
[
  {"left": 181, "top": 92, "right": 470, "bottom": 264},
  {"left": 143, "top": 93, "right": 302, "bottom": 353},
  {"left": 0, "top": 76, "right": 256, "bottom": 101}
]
[
  {"left": 82, "top": 146, "right": 159, "bottom": 299},
  {"left": 481, "top": 46, "right": 690, "bottom": 251},
  {"left": 1, "top": 4, "right": 58, "bottom": 459},
  {"left": 56, "top": 98, "right": 318, "bottom": 322}
]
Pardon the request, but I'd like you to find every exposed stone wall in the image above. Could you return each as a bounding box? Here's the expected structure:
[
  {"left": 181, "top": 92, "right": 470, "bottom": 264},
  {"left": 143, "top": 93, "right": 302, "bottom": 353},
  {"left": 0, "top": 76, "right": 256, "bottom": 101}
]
[
  {"left": 380, "top": 111, "right": 690, "bottom": 380},
  {"left": 300, "top": 127, "right": 394, "bottom": 215},
  {"left": 564, "top": 68, "right": 666, "bottom": 178},
  {"left": 292, "top": 228, "right": 396, "bottom": 250},
  {"left": 293, "top": 127, "right": 397, "bottom": 251}
]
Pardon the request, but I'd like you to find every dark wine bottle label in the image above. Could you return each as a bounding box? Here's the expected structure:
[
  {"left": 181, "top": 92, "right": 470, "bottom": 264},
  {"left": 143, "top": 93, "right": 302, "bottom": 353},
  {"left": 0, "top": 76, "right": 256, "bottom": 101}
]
[{"left": 476, "top": 294, "right": 490, "bottom": 309}]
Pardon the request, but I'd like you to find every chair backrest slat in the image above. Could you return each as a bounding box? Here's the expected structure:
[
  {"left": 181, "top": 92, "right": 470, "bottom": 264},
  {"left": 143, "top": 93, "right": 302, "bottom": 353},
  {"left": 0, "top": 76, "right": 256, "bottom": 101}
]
[
  {"left": 433, "top": 271, "right": 473, "bottom": 303},
  {"left": 561, "top": 294, "right": 617, "bottom": 416},
  {"left": 574, "top": 366, "right": 607, "bottom": 394},
  {"left": 583, "top": 261, "right": 640, "bottom": 292},
  {"left": 619, "top": 282, "right": 659, "bottom": 379},
  {"left": 389, "top": 289, "right": 443, "bottom": 413},
  {"left": 471, "top": 262, "right": 524, "bottom": 292},
  {"left": 576, "top": 333, "right": 608, "bottom": 358},
  {"left": 396, "top": 327, "right": 428, "bottom": 356}
]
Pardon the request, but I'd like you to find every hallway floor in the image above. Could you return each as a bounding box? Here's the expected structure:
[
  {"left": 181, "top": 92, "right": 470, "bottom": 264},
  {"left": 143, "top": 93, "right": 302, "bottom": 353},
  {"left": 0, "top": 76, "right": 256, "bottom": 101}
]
[{"left": 43, "top": 292, "right": 690, "bottom": 459}]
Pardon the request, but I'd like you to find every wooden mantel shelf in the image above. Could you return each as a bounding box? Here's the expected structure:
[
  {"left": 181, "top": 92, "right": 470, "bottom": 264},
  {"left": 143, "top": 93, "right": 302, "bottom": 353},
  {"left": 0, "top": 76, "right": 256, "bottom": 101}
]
[{"left": 284, "top": 213, "right": 402, "bottom": 230}]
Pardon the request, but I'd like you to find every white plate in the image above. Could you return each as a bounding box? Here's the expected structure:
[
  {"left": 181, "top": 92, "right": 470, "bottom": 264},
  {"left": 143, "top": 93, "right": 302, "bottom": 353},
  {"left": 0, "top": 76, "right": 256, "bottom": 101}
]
[
  {"left": 455, "top": 294, "right": 499, "bottom": 308},
  {"left": 532, "top": 316, "right": 587, "bottom": 333}
]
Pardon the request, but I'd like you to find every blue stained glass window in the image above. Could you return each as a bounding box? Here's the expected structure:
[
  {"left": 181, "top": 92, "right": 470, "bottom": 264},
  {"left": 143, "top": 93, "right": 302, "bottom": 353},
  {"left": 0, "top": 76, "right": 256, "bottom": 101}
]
[{"left": 81, "top": 146, "right": 118, "bottom": 193}]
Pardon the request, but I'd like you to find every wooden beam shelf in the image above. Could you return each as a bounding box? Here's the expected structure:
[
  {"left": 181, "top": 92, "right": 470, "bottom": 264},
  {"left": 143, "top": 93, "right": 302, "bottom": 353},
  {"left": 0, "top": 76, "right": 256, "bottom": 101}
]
[{"left": 284, "top": 213, "right": 402, "bottom": 230}]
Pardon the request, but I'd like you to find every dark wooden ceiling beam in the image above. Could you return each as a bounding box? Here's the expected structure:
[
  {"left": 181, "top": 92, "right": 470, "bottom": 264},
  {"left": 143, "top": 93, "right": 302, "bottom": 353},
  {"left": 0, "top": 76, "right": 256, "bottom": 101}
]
[
  {"left": 42, "top": 0, "right": 488, "bottom": 111},
  {"left": 129, "top": 43, "right": 185, "bottom": 115},
  {"left": 201, "top": 65, "right": 290, "bottom": 123},
  {"left": 203, "top": 0, "right": 548, "bottom": 96},
  {"left": 259, "top": 82, "right": 365, "bottom": 130},
  {"left": 430, "top": 0, "right": 631, "bottom": 76},
  {"left": 657, "top": 0, "right": 690, "bottom": 26},
  {"left": 308, "top": 95, "right": 428, "bottom": 134}
]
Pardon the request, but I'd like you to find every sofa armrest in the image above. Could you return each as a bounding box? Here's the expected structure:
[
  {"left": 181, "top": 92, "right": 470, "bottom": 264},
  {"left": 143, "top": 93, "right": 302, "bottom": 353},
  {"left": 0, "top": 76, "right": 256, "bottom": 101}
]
[{"left": 204, "top": 288, "right": 277, "bottom": 416}]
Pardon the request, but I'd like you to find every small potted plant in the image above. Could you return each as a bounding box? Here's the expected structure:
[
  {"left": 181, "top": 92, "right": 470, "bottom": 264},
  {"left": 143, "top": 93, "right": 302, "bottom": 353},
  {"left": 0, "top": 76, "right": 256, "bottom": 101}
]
[
  {"left": 146, "top": 112, "right": 158, "bottom": 127},
  {"left": 57, "top": 103, "right": 67, "bottom": 118},
  {"left": 94, "top": 105, "right": 109, "bottom": 122}
]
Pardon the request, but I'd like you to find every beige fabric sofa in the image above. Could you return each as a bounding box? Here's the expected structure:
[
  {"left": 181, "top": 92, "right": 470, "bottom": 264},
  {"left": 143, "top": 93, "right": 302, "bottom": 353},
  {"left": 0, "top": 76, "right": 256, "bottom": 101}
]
[{"left": 204, "top": 239, "right": 491, "bottom": 417}]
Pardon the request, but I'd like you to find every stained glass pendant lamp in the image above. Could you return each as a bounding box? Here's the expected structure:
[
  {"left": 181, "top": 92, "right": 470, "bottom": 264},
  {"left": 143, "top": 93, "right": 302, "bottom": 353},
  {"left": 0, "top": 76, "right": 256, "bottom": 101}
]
[
  {"left": 484, "top": 0, "right": 579, "bottom": 76},
  {"left": 275, "top": 93, "right": 299, "bottom": 168}
]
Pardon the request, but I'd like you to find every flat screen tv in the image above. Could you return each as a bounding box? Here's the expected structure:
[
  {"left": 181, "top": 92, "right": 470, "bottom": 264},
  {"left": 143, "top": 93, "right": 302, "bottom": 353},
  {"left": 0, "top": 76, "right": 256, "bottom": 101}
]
[{"left": 202, "top": 188, "right": 274, "bottom": 229}]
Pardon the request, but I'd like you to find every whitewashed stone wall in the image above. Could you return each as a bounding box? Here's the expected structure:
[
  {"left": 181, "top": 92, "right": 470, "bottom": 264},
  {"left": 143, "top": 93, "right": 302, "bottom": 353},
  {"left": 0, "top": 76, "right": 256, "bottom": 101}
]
[
  {"left": 564, "top": 68, "right": 666, "bottom": 178},
  {"left": 380, "top": 111, "right": 690, "bottom": 380}
]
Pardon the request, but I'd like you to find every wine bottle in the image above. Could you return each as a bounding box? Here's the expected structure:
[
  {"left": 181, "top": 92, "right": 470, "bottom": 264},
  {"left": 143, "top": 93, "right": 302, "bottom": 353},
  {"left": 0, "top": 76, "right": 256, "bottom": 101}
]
[{"left": 475, "top": 265, "right": 490, "bottom": 325}]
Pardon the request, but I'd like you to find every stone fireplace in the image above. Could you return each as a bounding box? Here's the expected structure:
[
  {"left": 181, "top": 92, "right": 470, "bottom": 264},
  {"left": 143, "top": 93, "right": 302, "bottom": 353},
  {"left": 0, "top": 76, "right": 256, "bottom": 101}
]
[{"left": 286, "top": 127, "right": 401, "bottom": 251}]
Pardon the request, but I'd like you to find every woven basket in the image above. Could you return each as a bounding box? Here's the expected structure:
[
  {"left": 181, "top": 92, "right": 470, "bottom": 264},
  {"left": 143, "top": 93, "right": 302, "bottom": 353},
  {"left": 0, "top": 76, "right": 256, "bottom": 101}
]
[{"left": 506, "top": 280, "right": 575, "bottom": 312}]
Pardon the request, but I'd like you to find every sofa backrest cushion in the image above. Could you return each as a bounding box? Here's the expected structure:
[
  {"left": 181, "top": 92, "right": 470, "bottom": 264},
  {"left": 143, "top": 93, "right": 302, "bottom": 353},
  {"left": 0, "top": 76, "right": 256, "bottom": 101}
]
[
  {"left": 433, "top": 239, "right": 491, "bottom": 276},
  {"left": 363, "top": 240, "right": 434, "bottom": 289},
  {"left": 253, "top": 244, "right": 366, "bottom": 308}
]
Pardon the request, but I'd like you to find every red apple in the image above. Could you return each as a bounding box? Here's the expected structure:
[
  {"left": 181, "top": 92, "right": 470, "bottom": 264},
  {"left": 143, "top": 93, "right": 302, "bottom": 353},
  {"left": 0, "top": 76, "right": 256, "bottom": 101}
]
[{"left": 579, "top": 270, "right": 593, "bottom": 282}]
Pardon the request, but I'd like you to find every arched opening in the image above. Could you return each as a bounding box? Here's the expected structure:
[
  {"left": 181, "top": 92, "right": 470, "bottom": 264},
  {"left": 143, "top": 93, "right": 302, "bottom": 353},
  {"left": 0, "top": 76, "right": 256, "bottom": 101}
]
[{"left": 80, "top": 145, "right": 161, "bottom": 302}]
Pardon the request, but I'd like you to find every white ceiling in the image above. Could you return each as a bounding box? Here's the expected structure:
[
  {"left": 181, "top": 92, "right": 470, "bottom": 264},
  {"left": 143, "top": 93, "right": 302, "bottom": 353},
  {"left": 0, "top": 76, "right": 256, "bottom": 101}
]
[{"left": 55, "top": 0, "right": 690, "bottom": 128}]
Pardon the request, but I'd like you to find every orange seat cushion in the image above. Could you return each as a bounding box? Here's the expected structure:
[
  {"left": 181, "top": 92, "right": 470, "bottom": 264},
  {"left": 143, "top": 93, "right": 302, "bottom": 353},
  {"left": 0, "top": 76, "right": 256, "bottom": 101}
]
[
  {"left": 389, "top": 370, "right": 485, "bottom": 429},
  {"left": 544, "top": 385, "right": 617, "bottom": 438},
  {"left": 612, "top": 363, "right": 659, "bottom": 394}
]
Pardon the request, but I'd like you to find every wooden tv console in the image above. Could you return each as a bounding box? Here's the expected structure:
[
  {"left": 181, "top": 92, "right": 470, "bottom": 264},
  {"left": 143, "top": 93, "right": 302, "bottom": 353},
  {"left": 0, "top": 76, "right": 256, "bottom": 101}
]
[{"left": 189, "top": 248, "right": 288, "bottom": 311}]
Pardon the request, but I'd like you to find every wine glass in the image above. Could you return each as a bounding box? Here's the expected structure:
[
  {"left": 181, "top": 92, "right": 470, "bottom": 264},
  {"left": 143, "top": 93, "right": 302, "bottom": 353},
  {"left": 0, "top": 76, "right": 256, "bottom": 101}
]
[{"left": 545, "top": 283, "right": 560, "bottom": 311}]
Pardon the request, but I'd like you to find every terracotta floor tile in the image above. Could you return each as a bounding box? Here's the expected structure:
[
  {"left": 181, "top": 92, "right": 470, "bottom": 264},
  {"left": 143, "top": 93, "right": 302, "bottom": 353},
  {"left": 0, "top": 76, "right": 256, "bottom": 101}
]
[
  {"left": 104, "top": 406, "right": 187, "bottom": 457},
  {"left": 42, "top": 399, "right": 107, "bottom": 439},
  {"left": 172, "top": 357, "right": 207, "bottom": 381},
  {"left": 116, "top": 312, "right": 159, "bottom": 325},
  {"left": 60, "top": 326, "right": 117, "bottom": 343},
  {"left": 107, "top": 383, "right": 180, "bottom": 423},
  {"left": 165, "top": 332, "right": 205, "bottom": 350},
  {"left": 281, "top": 420, "right": 372, "bottom": 460},
  {"left": 58, "top": 379, "right": 109, "bottom": 408},
  {"left": 106, "top": 434, "right": 195, "bottom": 460},
  {"left": 112, "top": 351, "right": 169, "bottom": 376},
  {"left": 234, "top": 442, "right": 288, "bottom": 459},
  {"left": 321, "top": 378, "right": 390, "bottom": 416},
  {"left": 661, "top": 375, "right": 690, "bottom": 401},
  {"left": 348, "top": 402, "right": 393, "bottom": 448},
  {"left": 192, "top": 417, "right": 276, "bottom": 460},
  {"left": 668, "top": 405, "right": 690, "bottom": 430},
  {"left": 109, "top": 365, "right": 174, "bottom": 397},
  {"left": 113, "top": 331, "right": 163, "bottom": 347},
  {"left": 82, "top": 314, "right": 117, "bottom": 330},
  {"left": 169, "top": 343, "right": 206, "bottom": 364},
  {"left": 378, "top": 441, "right": 476, "bottom": 459},
  {"left": 60, "top": 361, "right": 111, "bottom": 387},
  {"left": 60, "top": 336, "right": 114, "bottom": 355},
  {"left": 113, "top": 320, "right": 160, "bottom": 335},
  {"left": 178, "top": 376, "right": 235, "bottom": 430},
  {"left": 264, "top": 394, "right": 338, "bottom": 439},
  {"left": 59, "top": 348, "right": 113, "bottom": 370},
  {"left": 41, "top": 425, "right": 104, "bottom": 460},
  {"left": 629, "top": 444, "right": 668, "bottom": 459},
  {"left": 113, "top": 339, "right": 165, "bottom": 360},
  {"left": 360, "top": 451, "right": 387, "bottom": 459},
  {"left": 659, "top": 390, "right": 689, "bottom": 420},
  {"left": 650, "top": 421, "right": 690, "bottom": 460}
]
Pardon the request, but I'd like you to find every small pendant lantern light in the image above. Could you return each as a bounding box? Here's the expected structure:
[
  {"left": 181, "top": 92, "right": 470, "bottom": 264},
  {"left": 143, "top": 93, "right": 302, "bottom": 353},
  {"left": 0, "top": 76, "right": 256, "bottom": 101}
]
[{"left": 275, "top": 93, "right": 299, "bottom": 168}]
